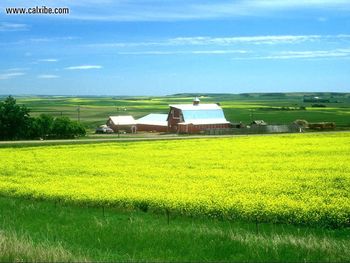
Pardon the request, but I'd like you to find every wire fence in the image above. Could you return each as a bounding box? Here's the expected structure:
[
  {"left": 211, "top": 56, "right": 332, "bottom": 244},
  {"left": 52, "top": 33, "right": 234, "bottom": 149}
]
[{"left": 204, "top": 124, "right": 303, "bottom": 135}]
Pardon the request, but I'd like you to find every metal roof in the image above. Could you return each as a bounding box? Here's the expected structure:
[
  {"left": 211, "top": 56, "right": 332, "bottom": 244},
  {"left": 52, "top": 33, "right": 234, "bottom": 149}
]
[
  {"left": 178, "top": 119, "right": 230, "bottom": 125},
  {"left": 170, "top": 103, "right": 229, "bottom": 125},
  {"left": 109, "top": 116, "right": 136, "bottom": 125},
  {"left": 136, "top": 114, "right": 168, "bottom": 126}
]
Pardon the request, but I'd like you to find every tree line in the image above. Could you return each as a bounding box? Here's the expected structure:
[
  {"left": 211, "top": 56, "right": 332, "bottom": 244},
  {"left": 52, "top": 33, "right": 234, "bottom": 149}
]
[{"left": 0, "top": 96, "right": 86, "bottom": 140}]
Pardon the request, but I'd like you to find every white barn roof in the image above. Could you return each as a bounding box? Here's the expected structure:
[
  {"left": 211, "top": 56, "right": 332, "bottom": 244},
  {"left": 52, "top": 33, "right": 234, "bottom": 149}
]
[
  {"left": 109, "top": 116, "right": 136, "bottom": 125},
  {"left": 178, "top": 119, "right": 230, "bottom": 125},
  {"left": 137, "top": 114, "right": 168, "bottom": 126},
  {"left": 169, "top": 103, "right": 229, "bottom": 125}
]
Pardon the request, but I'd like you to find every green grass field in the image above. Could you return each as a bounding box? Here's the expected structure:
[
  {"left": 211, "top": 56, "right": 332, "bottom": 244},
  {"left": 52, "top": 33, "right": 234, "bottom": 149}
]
[
  {"left": 1, "top": 196, "right": 349, "bottom": 262},
  {"left": 10, "top": 92, "right": 350, "bottom": 131}
]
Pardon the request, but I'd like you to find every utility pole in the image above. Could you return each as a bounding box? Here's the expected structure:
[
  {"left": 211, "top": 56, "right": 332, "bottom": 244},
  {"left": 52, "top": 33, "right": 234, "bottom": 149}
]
[
  {"left": 116, "top": 105, "right": 120, "bottom": 138},
  {"left": 117, "top": 121, "right": 120, "bottom": 138},
  {"left": 77, "top": 106, "right": 80, "bottom": 122}
]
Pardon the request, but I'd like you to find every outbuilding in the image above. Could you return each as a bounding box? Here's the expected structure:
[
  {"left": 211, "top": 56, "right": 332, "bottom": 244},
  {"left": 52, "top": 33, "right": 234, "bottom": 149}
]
[
  {"left": 136, "top": 113, "right": 168, "bottom": 132},
  {"left": 251, "top": 120, "right": 267, "bottom": 126},
  {"left": 167, "top": 98, "right": 230, "bottom": 133},
  {"left": 107, "top": 116, "right": 137, "bottom": 133}
]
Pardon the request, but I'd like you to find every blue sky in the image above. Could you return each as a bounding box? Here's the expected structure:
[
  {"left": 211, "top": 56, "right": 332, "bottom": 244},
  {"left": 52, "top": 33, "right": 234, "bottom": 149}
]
[{"left": 0, "top": 0, "right": 350, "bottom": 95}]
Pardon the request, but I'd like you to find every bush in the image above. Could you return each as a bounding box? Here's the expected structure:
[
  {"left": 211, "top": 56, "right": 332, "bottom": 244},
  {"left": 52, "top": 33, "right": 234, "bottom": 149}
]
[
  {"left": 27, "top": 114, "right": 54, "bottom": 139},
  {"left": 28, "top": 115, "right": 85, "bottom": 139},
  {"left": 51, "top": 117, "right": 86, "bottom": 139},
  {"left": 36, "top": 114, "right": 54, "bottom": 139}
]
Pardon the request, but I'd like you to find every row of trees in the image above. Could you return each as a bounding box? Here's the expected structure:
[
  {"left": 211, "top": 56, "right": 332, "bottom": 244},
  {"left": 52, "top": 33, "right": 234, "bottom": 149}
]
[{"left": 0, "top": 96, "right": 86, "bottom": 140}]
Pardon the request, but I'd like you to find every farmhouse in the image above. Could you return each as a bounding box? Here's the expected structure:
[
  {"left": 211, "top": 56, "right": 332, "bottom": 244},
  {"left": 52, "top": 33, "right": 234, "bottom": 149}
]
[
  {"left": 136, "top": 113, "right": 168, "bottom": 132},
  {"left": 167, "top": 98, "right": 230, "bottom": 133},
  {"left": 107, "top": 116, "right": 137, "bottom": 133}
]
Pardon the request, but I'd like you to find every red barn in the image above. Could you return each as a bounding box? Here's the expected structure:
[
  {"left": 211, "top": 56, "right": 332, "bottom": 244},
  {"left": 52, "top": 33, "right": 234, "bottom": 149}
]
[{"left": 167, "top": 98, "right": 230, "bottom": 133}]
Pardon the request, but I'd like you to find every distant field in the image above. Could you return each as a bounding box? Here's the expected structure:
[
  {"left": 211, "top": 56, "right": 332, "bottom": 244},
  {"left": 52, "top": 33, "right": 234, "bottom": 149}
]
[
  {"left": 12, "top": 93, "right": 350, "bottom": 131},
  {"left": 1, "top": 132, "right": 349, "bottom": 227}
]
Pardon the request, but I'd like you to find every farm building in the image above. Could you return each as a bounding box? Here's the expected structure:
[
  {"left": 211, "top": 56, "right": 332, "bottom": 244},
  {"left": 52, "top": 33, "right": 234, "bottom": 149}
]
[
  {"left": 251, "top": 120, "right": 267, "bottom": 126},
  {"left": 107, "top": 116, "right": 137, "bottom": 133},
  {"left": 136, "top": 113, "right": 168, "bottom": 132},
  {"left": 167, "top": 98, "right": 230, "bottom": 133}
]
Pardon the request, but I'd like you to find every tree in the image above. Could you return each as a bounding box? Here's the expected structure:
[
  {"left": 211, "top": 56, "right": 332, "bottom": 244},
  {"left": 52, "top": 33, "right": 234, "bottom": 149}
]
[
  {"left": 0, "top": 96, "right": 31, "bottom": 140},
  {"left": 0, "top": 96, "right": 86, "bottom": 140},
  {"left": 36, "top": 114, "right": 54, "bottom": 139},
  {"left": 51, "top": 116, "right": 86, "bottom": 139}
]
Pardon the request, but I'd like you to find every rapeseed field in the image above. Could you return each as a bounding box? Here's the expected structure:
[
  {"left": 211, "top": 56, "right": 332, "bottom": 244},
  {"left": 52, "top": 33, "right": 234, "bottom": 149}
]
[{"left": 0, "top": 133, "right": 349, "bottom": 227}]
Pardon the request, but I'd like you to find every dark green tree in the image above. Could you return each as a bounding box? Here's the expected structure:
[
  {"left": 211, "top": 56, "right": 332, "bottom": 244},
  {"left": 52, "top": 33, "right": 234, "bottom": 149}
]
[
  {"left": 0, "top": 96, "right": 31, "bottom": 140},
  {"left": 51, "top": 116, "right": 86, "bottom": 139},
  {"left": 0, "top": 96, "right": 86, "bottom": 140},
  {"left": 36, "top": 114, "right": 54, "bottom": 139}
]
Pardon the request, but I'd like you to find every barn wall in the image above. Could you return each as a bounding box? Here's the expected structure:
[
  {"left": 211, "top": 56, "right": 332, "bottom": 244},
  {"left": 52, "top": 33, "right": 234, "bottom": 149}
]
[
  {"left": 137, "top": 124, "right": 168, "bottom": 132},
  {"left": 167, "top": 107, "right": 183, "bottom": 132},
  {"left": 107, "top": 118, "right": 137, "bottom": 133},
  {"left": 178, "top": 123, "right": 230, "bottom": 134},
  {"left": 108, "top": 124, "right": 137, "bottom": 133}
]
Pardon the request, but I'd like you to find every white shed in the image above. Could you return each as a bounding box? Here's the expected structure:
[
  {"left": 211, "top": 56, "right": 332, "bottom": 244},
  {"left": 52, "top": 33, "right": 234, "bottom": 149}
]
[{"left": 107, "top": 116, "right": 137, "bottom": 133}]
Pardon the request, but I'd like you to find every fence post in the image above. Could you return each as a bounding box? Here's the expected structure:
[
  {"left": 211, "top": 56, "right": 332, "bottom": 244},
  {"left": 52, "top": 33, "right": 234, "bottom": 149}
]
[{"left": 166, "top": 209, "right": 170, "bottom": 225}]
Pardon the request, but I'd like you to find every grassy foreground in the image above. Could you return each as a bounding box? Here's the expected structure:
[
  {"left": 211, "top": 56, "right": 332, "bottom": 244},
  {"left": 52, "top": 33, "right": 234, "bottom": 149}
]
[{"left": 1, "top": 196, "right": 349, "bottom": 262}]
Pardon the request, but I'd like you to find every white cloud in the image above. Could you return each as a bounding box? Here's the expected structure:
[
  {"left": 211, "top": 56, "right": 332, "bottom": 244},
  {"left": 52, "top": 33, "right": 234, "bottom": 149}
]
[
  {"left": 65, "top": 65, "right": 102, "bottom": 70},
  {"left": 0, "top": 72, "right": 25, "bottom": 80},
  {"left": 0, "top": 22, "right": 28, "bottom": 31},
  {"left": 317, "top": 17, "right": 328, "bottom": 22},
  {"left": 248, "top": 0, "right": 350, "bottom": 9},
  {"left": 30, "top": 36, "right": 76, "bottom": 42},
  {"left": 191, "top": 50, "right": 248, "bottom": 54},
  {"left": 269, "top": 50, "right": 350, "bottom": 59},
  {"left": 37, "top": 74, "right": 60, "bottom": 79},
  {"left": 38, "top": 58, "right": 59, "bottom": 62},
  {"left": 118, "top": 50, "right": 248, "bottom": 55},
  {"left": 87, "top": 34, "right": 350, "bottom": 49},
  {"left": 168, "top": 35, "right": 322, "bottom": 45},
  {"left": 232, "top": 49, "right": 350, "bottom": 60},
  {"left": 5, "top": 67, "right": 30, "bottom": 71}
]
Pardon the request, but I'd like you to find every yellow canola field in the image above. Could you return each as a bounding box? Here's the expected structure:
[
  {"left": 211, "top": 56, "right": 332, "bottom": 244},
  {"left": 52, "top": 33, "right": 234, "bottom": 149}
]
[{"left": 0, "top": 133, "right": 349, "bottom": 227}]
